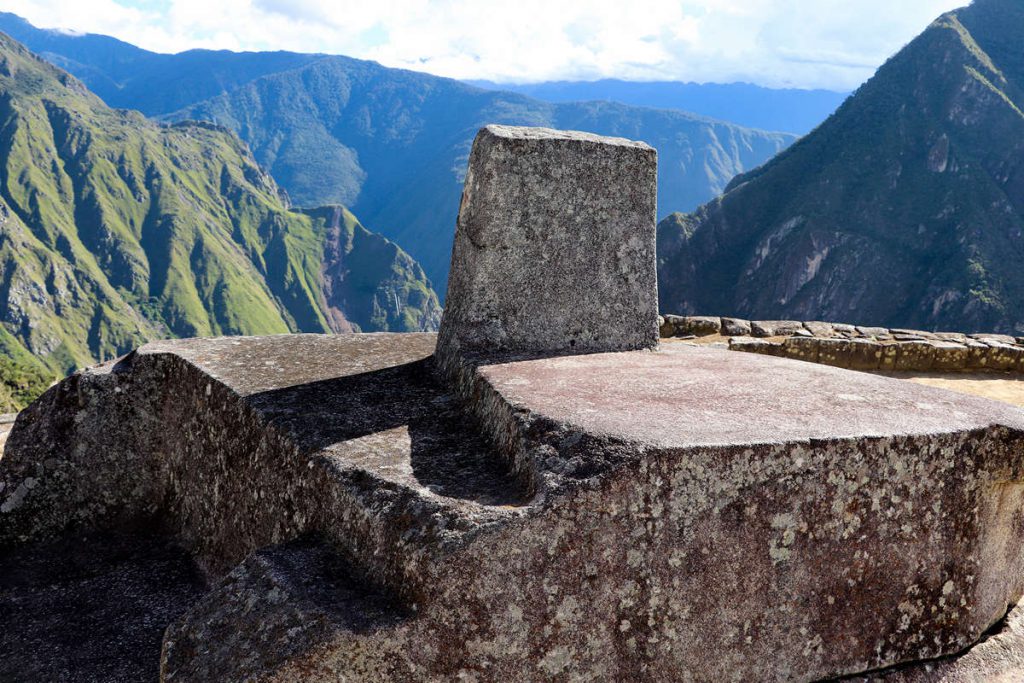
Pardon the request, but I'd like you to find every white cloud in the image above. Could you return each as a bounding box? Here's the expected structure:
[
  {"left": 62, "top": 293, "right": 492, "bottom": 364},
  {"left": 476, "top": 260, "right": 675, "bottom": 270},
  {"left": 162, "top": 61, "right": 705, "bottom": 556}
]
[{"left": 4, "top": 0, "right": 970, "bottom": 89}]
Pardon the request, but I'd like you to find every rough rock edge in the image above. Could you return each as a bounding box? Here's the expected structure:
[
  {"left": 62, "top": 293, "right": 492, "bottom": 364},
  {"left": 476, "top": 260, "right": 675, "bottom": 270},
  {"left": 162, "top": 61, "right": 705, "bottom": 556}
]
[
  {"left": 5, "top": 335, "right": 1024, "bottom": 681},
  {"left": 659, "top": 315, "right": 1024, "bottom": 374}
]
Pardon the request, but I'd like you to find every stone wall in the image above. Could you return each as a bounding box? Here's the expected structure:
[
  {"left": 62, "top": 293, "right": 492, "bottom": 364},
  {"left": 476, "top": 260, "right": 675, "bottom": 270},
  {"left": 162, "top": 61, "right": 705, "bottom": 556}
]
[{"left": 660, "top": 315, "right": 1024, "bottom": 373}]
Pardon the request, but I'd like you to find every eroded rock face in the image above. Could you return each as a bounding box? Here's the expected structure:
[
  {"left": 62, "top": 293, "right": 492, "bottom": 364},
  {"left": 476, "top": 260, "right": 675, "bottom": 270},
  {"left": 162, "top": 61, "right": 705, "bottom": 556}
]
[
  {"left": 843, "top": 603, "right": 1024, "bottom": 682},
  {"left": 437, "top": 125, "right": 659, "bottom": 374},
  {"left": 4, "top": 335, "right": 1024, "bottom": 681}
]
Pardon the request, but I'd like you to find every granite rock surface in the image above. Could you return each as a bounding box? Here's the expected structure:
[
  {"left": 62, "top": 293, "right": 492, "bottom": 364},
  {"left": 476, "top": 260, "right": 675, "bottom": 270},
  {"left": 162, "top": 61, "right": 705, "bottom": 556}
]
[
  {"left": 6, "top": 119, "right": 1024, "bottom": 681},
  {"left": 3, "top": 335, "right": 1024, "bottom": 681},
  {"left": 437, "top": 125, "right": 659, "bottom": 374}
]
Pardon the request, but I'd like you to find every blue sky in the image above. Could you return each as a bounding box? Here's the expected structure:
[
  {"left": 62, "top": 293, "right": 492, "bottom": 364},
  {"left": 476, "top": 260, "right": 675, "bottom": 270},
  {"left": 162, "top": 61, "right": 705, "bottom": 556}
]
[{"left": 7, "top": 0, "right": 968, "bottom": 90}]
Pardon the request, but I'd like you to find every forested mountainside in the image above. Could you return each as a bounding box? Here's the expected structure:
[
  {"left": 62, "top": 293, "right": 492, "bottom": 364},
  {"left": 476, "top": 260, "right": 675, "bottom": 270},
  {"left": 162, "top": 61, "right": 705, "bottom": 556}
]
[{"left": 468, "top": 79, "right": 848, "bottom": 135}]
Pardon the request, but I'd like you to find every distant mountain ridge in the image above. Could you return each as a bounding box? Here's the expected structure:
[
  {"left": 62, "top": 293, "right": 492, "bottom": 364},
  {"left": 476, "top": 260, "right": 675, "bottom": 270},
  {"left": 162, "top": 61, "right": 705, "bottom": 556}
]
[
  {"left": 0, "top": 12, "right": 320, "bottom": 116},
  {"left": 467, "top": 79, "right": 849, "bottom": 135},
  {"left": 0, "top": 31, "right": 440, "bottom": 407},
  {"left": 0, "top": 13, "right": 797, "bottom": 292},
  {"left": 657, "top": 0, "right": 1024, "bottom": 334}
]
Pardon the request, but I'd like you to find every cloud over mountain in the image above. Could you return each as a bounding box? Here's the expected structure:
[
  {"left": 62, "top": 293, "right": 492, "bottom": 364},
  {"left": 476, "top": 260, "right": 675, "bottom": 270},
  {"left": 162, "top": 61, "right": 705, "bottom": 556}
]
[{"left": 7, "top": 0, "right": 965, "bottom": 89}]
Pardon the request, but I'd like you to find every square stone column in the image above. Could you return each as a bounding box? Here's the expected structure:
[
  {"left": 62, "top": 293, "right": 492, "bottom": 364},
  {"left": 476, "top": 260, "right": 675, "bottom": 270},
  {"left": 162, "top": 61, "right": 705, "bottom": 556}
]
[{"left": 437, "top": 125, "right": 658, "bottom": 369}]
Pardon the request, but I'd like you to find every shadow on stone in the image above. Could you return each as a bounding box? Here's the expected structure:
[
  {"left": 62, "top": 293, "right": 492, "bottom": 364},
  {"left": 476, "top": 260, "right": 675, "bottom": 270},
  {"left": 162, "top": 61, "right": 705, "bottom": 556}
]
[
  {"left": 0, "top": 529, "right": 207, "bottom": 683},
  {"left": 244, "top": 357, "right": 531, "bottom": 507},
  {"left": 161, "top": 537, "right": 413, "bottom": 682}
]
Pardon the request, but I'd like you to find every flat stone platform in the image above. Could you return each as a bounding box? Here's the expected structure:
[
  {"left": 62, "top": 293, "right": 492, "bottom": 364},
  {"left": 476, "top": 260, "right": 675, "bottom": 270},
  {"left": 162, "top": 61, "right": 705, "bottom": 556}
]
[
  {"left": 3, "top": 334, "right": 1024, "bottom": 681},
  {"left": 481, "top": 344, "right": 1024, "bottom": 447},
  {"left": 142, "top": 333, "right": 527, "bottom": 507}
]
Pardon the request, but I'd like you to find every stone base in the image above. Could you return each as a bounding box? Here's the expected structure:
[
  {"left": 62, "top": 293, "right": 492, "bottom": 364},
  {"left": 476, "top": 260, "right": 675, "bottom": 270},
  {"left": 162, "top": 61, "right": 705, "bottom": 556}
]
[{"left": 3, "top": 334, "right": 1024, "bottom": 681}]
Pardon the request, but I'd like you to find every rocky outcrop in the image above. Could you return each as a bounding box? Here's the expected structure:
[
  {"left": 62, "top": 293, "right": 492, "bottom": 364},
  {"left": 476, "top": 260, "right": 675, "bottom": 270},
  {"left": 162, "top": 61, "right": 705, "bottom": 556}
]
[
  {"left": 657, "top": 0, "right": 1024, "bottom": 335},
  {"left": 4, "top": 334, "right": 1024, "bottom": 681}
]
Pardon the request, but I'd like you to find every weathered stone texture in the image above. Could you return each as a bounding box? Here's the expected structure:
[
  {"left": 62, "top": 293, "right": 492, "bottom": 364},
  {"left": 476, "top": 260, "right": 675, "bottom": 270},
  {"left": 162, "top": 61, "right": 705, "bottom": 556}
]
[
  {"left": 694, "top": 316, "right": 1024, "bottom": 376},
  {"left": 857, "top": 326, "right": 891, "bottom": 339},
  {"left": 990, "top": 343, "right": 1024, "bottom": 372},
  {"left": 892, "top": 329, "right": 939, "bottom": 341},
  {"left": 659, "top": 313, "right": 686, "bottom": 338},
  {"left": 161, "top": 540, "right": 409, "bottom": 682},
  {"left": 7, "top": 120, "right": 1024, "bottom": 682},
  {"left": 880, "top": 344, "right": 901, "bottom": 371},
  {"left": 0, "top": 358, "right": 167, "bottom": 545},
  {"left": 437, "top": 125, "right": 658, "bottom": 371},
  {"left": 972, "top": 334, "right": 1019, "bottom": 345},
  {"left": 931, "top": 341, "right": 970, "bottom": 371},
  {"left": 805, "top": 321, "right": 838, "bottom": 337},
  {"left": 751, "top": 320, "right": 806, "bottom": 337},
  {"left": 845, "top": 604, "right": 1024, "bottom": 681},
  {"left": 730, "top": 336, "right": 785, "bottom": 356},
  {"left": 782, "top": 336, "right": 821, "bottom": 363},
  {"left": 721, "top": 317, "right": 753, "bottom": 336},
  {"left": 5, "top": 336, "right": 1024, "bottom": 681},
  {"left": 672, "top": 315, "right": 721, "bottom": 336}
]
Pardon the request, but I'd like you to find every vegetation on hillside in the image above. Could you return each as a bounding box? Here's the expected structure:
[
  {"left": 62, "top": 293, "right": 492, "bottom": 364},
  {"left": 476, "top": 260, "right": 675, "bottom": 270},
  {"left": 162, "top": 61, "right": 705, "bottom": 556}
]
[
  {"left": 657, "top": 0, "right": 1024, "bottom": 334},
  {"left": 0, "top": 33, "right": 440, "bottom": 409},
  {"left": 0, "top": 13, "right": 796, "bottom": 293}
]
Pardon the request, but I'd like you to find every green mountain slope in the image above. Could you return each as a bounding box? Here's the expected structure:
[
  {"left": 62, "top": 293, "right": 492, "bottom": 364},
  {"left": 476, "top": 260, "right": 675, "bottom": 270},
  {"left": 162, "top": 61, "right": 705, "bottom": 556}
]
[
  {"left": 0, "top": 33, "right": 440, "bottom": 406},
  {"left": 0, "top": 12, "right": 320, "bottom": 117},
  {"left": 168, "top": 60, "right": 792, "bottom": 291},
  {"left": 0, "top": 15, "right": 796, "bottom": 294},
  {"left": 657, "top": 0, "right": 1024, "bottom": 334}
]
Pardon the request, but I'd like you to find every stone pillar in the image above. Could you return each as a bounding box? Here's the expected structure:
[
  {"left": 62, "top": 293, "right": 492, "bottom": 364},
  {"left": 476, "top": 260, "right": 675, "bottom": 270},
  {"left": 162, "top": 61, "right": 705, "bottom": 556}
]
[{"left": 437, "top": 125, "right": 658, "bottom": 371}]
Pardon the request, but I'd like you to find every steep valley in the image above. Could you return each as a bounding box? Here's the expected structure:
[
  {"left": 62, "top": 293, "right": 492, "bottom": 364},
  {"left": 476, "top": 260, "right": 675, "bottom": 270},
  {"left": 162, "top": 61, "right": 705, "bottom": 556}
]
[
  {"left": 657, "top": 0, "right": 1024, "bottom": 335},
  {"left": 0, "top": 33, "right": 440, "bottom": 407}
]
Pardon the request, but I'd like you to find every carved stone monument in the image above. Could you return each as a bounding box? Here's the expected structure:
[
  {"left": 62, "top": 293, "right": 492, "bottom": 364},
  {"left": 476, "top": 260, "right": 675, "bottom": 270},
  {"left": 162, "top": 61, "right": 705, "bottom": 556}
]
[
  {"left": 438, "top": 125, "right": 659, "bottom": 373},
  {"left": 3, "top": 126, "right": 1024, "bottom": 682}
]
